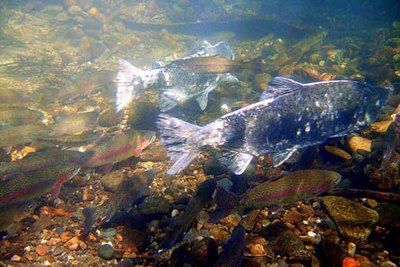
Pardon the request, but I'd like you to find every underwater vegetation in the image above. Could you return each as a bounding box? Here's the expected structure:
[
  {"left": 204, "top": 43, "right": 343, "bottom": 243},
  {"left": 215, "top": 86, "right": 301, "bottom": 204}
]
[{"left": 0, "top": 0, "right": 400, "bottom": 266}]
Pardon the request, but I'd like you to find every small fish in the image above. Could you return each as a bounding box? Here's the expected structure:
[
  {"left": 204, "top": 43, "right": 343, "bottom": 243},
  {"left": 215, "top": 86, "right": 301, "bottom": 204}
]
[
  {"left": 82, "top": 129, "right": 156, "bottom": 170},
  {"left": 38, "top": 131, "right": 100, "bottom": 147},
  {"left": 116, "top": 41, "right": 239, "bottom": 112},
  {"left": 82, "top": 207, "right": 97, "bottom": 238},
  {"left": 0, "top": 163, "right": 83, "bottom": 232},
  {"left": 0, "top": 158, "right": 85, "bottom": 207},
  {"left": 58, "top": 70, "right": 115, "bottom": 102},
  {"left": 0, "top": 124, "right": 49, "bottom": 147},
  {"left": 0, "top": 107, "right": 44, "bottom": 127},
  {"left": 157, "top": 77, "right": 389, "bottom": 175},
  {"left": 240, "top": 170, "right": 341, "bottom": 209},
  {"left": 161, "top": 178, "right": 217, "bottom": 248},
  {"left": 214, "top": 225, "right": 246, "bottom": 267},
  {"left": 50, "top": 111, "right": 98, "bottom": 137},
  {"left": 210, "top": 170, "right": 341, "bottom": 222},
  {"left": 104, "top": 169, "right": 155, "bottom": 223},
  {"left": 0, "top": 149, "right": 86, "bottom": 177}
]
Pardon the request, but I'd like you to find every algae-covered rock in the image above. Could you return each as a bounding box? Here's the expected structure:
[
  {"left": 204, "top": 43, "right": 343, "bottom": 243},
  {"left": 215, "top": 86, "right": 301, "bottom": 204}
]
[
  {"left": 322, "top": 196, "right": 379, "bottom": 242},
  {"left": 101, "top": 170, "right": 126, "bottom": 192}
]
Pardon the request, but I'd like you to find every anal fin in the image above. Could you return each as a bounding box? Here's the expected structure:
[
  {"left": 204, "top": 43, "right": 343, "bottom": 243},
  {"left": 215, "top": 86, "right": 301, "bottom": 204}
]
[{"left": 217, "top": 151, "right": 253, "bottom": 175}]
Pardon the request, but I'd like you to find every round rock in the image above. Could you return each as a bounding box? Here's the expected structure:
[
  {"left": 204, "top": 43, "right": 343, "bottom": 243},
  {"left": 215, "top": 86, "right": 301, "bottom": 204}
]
[{"left": 98, "top": 243, "right": 114, "bottom": 260}]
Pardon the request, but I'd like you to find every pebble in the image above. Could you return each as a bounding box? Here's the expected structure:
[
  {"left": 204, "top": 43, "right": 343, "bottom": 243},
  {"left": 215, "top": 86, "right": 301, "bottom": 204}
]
[
  {"left": 53, "top": 246, "right": 65, "bottom": 256},
  {"left": 171, "top": 209, "right": 179, "bottom": 217},
  {"left": 379, "top": 261, "right": 397, "bottom": 267},
  {"left": 69, "top": 243, "right": 79, "bottom": 251},
  {"left": 347, "top": 136, "right": 372, "bottom": 153},
  {"left": 35, "top": 245, "right": 48, "bottom": 256},
  {"left": 101, "top": 228, "right": 117, "bottom": 238},
  {"left": 347, "top": 242, "right": 356, "bottom": 257},
  {"left": 355, "top": 254, "right": 374, "bottom": 267},
  {"left": 68, "top": 5, "right": 82, "bottom": 14},
  {"left": 11, "top": 255, "right": 21, "bottom": 262},
  {"left": 98, "top": 243, "right": 114, "bottom": 260},
  {"left": 247, "top": 243, "right": 266, "bottom": 256},
  {"left": 101, "top": 170, "right": 126, "bottom": 192},
  {"left": 220, "top": 213, "right": 241, "bottom": 228}
]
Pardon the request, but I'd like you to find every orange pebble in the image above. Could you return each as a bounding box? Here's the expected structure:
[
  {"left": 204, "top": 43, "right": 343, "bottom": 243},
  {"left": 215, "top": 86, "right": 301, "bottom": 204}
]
[{"left": 343, "top": 257, "right": 360, "bottom": 267}]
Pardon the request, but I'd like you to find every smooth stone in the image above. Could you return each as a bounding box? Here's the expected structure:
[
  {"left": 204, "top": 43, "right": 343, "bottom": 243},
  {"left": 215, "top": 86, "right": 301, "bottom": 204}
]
[
  {"left": 101, "top": 170, "right": 126, "bottom": 192},
  {"left": 98, "top": 243, "right": 114, "bottom": 260}
]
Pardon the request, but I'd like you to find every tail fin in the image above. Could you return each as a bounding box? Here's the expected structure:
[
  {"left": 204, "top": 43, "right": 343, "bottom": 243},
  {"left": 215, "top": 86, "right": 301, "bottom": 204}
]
[
  {"left": 156, "top": 114, "right": 201, "bottom": 175},
  {"left": 115, "top": 59, "right": 144, "bottom": 112}
]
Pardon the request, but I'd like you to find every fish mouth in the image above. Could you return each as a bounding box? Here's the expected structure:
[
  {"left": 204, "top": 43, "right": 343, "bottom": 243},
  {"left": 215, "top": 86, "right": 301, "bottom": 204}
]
[{"left": 335, "top": 173, "right": 343, "bottom": 185}]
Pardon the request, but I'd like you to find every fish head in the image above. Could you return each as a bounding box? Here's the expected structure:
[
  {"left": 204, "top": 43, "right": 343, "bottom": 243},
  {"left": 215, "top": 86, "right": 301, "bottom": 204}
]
[{"left": 133, "top": 130, "right": 156, "bottom": 153}]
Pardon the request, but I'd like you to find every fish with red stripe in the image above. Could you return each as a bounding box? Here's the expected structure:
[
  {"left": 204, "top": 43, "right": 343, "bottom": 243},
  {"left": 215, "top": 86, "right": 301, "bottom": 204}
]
[{"left": 82, "top": 129, "right": 156, "bottom": 172}]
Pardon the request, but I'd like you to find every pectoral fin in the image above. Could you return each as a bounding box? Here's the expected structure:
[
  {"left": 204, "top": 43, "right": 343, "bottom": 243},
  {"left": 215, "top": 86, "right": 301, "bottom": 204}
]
[
  {"left": 217, "top": 150, "right": 253, "bottom": 175},
  {"left": 272, "top": 147, "right": 298, "bottom": 167},
  {"left": 196, "top": 92, "right": 209, "bottom": 111}
]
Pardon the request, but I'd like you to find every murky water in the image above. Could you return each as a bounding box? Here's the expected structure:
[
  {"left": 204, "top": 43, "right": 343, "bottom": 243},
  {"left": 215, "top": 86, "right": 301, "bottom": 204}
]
[{"left": 0, "top": 0, "right": 400, "bottom": 266}]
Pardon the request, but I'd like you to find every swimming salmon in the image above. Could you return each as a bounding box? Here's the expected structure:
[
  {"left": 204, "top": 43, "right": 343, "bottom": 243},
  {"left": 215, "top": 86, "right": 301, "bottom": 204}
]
[{"left": 157, "top": 77, "right": 389, "bottom": 175}]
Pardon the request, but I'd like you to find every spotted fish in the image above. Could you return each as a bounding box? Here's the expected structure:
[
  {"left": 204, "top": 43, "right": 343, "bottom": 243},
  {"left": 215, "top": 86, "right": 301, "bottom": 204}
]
[
  {"left": 157, "top": 77, "right": 389, "bottom": 175},
  {"left": 115, "top": 40, "right": 238, "bottom": 112}
]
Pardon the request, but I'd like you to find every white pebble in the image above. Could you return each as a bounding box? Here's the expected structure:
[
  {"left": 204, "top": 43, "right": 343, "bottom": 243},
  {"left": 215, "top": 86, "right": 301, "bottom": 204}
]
[
  {"left": 11, "top": 255, "right": 21, "bottom": 262},
  {"left": 171, "top": 209, "right": 179, "bottom": 217},
  {"left": 307, "top": 231, "right": 316, "bottom": 238}
]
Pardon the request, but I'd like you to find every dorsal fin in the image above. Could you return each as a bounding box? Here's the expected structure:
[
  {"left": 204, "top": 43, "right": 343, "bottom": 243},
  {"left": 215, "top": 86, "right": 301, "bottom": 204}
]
[{"left": 260, "top": 77, "right": 304, "bottom": 101}]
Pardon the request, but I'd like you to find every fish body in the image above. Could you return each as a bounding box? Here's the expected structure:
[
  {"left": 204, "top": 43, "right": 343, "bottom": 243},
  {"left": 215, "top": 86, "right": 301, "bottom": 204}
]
[
  {"left": 162, "top": 178, "right": 217, "bottom": 248},
  {"left": 104, "top": 169, "right": 155, "bottom": 223},
  {"left": 210, "top": 170, "right": 341, "bottom": 223},
  {"left": 0, "top": 163, "right": 83, "bottom": 210},
  {"left": 240, "top": 170, "right": 341, "bottom": 209},
  {"left": 50, "top": 111, "right": 98, "bottom": 137},
  {"left": 0, "top": 124, "right": 49, "bottom": 147},
  {"left": 157, "top": 77, "right": 389, "bottom": 175},
  {"left": 214, "top": 225, "right": 246, "bottom": 267},
  {"left": 0, "top": 89, "right": 32, "bottom": 106},
  {"left": 0, "top": 149, "right": 86, "bottom": 176},
  {"left": 0, "top": 107, "right": 44, "bottom": 127},
  {"left": 0, "top": 163, "right": 83, "bottom": 232},
  {"left": 83, "top": 129, "right": 155, "bottom": 168},
  {"left": 116, "top": 41, "right": 238, "bottom": 112}
]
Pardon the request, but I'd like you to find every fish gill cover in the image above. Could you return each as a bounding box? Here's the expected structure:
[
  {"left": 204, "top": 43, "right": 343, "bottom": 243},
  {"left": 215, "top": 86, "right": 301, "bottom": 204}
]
[{"left": 0, "top": 0, "right": 399, "bottom": 266}]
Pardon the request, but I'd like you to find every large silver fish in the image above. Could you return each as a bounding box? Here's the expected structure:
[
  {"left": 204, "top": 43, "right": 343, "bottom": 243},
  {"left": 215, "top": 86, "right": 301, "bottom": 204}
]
[
  {"left": 115, "top": 41, "right": 238, "bottom": 112},
  {"left": 157, "top": 77, "right": 389, "bottom": 175}
]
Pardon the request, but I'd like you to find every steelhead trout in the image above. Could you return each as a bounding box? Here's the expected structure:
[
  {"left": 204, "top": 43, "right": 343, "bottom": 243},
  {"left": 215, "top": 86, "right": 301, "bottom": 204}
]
[
  {"left": 210, "top": 170, "right": 341, "bottom": 222},
  {"left": 83, "top": 129, "right": 155, "bottom": 169},
  {"left": 0, "top": 124, "right": 49, "bottom": 147}
]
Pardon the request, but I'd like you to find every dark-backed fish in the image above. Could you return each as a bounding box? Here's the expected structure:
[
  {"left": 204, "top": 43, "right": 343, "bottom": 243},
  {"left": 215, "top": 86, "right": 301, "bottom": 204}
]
[
  {"left": 162, "top": 178, "right": 217, "bottom": 248},
  {"left": 214, "top": 225, "right": 246, "bottom": 267},
  {"left": 157, "top": 77, "right": 389, "bottom": 175}
]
